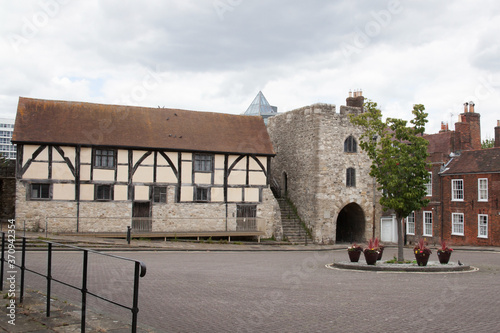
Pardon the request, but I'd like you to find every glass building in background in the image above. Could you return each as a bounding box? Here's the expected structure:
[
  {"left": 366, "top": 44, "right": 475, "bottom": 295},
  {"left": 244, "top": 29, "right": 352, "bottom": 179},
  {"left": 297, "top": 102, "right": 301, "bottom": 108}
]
[
  {"left": 243, "top": 91, "right": 278, "bottom": 125},
  {"left": 0, "top": 118, "right": 16, "bottom": 160}
]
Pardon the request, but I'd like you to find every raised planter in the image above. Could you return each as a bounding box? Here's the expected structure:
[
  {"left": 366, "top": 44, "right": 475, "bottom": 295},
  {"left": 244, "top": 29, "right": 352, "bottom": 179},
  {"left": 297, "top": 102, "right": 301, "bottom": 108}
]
[
  {"left": 437, "top": 250, "right": 452, "bottom": 264},
  {"left": 415, "top": 252, "right": 430, "bottom": 266},
  {"left": 364, "top": 250, "right": 379, "bottom": 265},
  {"left": 377, "top": 246, "right": 384, "bottom": 261},
  {"left": 348, "top": 250, "right": 362, "bottom": 262}
]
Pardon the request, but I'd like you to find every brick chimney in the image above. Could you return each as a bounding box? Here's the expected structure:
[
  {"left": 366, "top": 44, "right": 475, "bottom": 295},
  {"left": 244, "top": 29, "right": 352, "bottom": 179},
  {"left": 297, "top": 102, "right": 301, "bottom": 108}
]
[
  {"left": 346, "top": 90, "right": 364, "bottom": 108},
  {"left": 439, "top": 121, "right": 449, "bottom": 132},
  {"left": 495, "top": 120, "right": 500, "bottom": 148},
  {"left": 454, "top": 101, "right": 481, "bottom": 151}
]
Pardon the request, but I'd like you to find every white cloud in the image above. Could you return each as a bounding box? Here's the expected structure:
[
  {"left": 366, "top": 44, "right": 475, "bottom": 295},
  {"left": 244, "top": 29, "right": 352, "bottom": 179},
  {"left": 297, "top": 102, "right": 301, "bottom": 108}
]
[{"left": 1, "top": 0, "right": 499, "bottom": 140}]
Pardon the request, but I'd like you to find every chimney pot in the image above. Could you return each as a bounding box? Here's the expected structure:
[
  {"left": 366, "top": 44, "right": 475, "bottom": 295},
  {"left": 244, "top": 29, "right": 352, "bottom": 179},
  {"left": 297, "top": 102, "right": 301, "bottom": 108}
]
[
  {"left": 469, "top": 101, "right": 475, "bottom": 113},
  {"left": 349, "top": 90, "right": 352, "bottom": 98},
  {"left": 463, "top": 102, "right": 468, "bottom": 113}
]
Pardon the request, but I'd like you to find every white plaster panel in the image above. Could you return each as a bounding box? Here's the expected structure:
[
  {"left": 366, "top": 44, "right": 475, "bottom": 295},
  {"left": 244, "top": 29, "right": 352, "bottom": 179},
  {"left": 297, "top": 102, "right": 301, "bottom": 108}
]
[
  {"left": 62, "top": 147, "right": 76, "bottom": 165},
  {"left": 133, "top": 166, "right": 153, "bottom": 183},
  {"left": 227, "top": 188, "right": 242, "bottom": 202},
  {"left": 80, "top": 165, "right": 91, "bottom": 181},
  {"left": 214, "top": 155, "right": 225, "bottom": 169},
  {"left": 249, "top": 157, "right": 262, "bottom": 170},
  {"left": 133, "top": 150, "right": 149, "bottom": 164},
  {"left": 52, "top": 147, "right": 64, "bottom": 161},
  {"left": 228, "top": 171, "right": 246, "bottom": 185},
  {"left": 23, "top": 145, "right": 39, "bottom": 159},
  {"left": 157, "top": 166, "right": 177, "bottom": 183},
  {"left": 182, "top": 152, "right": 192, "bottom": 160},
  {"left": 114, "top": 185, "right": 128, "bottom": 201},
  {"left": 117, "top": 165, "right": 128, "bottom": 182},
  {"left": 117, "top": 149, "right": 128, "bottom": 164},
  {"left": 211, "top": 187, "right": 224, "bottom": 202},
  {"left": 214, "top": 170, "right": 225, "bottom": 185},
  {"left": 93, "top": 169, "right": 115, "bottom": 181},
  {"left": 80, "top": 184, "right": 94, "bottom": 201},
  {"left": 194, "top": 172, "right": 211, "bottom": 185},
  {"left": 80, "top": 148, "right": 92, "bottom": 164},
  {"left": 249, "top": 171, "right": 267, "bottom": 185},
  {"left": 23, "top": 162, "right": 48, "bottom": 179},
  {"left": 245, "top": 188, "right": 260, "bottom": 202},
  {"left": 134, "top": 185, "right": 149, "bottom": 201},
  {"left": 180, "top": 186, "right": 193, "bottom": 202},
  {"left": 52, "top": 162, "right": 74, "bottom": 180},
  {"left": 182, "top": 162, "right": 192, "bottom": 183},
  {"left": 53, "top": 184, "right": 75, "bottom": 200}
]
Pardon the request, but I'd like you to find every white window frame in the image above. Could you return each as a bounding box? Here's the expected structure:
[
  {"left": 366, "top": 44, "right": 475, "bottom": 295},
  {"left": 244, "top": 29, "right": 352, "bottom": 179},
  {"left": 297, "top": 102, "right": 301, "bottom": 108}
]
[
  {"left": 406, "top": 212, "right": 415, "bottom": 235},
  {"left": 423, "top": 211, "right": 432, "bottom": 236},
  {"left": 425, "top": 172, "right": 432, "bottom": 197},
  {"left": 451, "top": 179, "right": 464, "bottom": 201},
  {"left": 478, "top": 214, "right": 488, "bottom": 238},
  {"left": 452, "top": 213, "right": 464, "bottom": 236},
  {"left": 478, "top": 178, "right": 488, "bottom": 202}
]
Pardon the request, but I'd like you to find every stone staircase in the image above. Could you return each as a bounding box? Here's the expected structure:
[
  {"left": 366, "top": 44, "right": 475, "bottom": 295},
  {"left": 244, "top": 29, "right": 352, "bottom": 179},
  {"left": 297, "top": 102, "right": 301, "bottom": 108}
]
[{"left": 277, "top": 198, "right": 312, "bottom": 245}]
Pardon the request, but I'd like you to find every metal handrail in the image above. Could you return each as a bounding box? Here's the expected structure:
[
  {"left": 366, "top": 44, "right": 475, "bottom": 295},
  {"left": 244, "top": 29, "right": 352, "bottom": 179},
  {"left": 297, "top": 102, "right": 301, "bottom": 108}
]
[{"left": 0, "top": 231, "right": 147, "bottom": 333}]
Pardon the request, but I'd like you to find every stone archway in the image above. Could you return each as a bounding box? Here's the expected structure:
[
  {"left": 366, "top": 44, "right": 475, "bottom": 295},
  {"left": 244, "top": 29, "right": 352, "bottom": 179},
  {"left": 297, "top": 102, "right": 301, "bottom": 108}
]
[{"left": 335, "top": 203, "right": 365, "bottom": 243}]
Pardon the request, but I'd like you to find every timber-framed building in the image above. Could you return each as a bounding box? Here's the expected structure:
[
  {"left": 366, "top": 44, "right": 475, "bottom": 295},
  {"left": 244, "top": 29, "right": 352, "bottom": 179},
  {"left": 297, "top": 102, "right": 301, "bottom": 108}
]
[{"left": 12, "top": 97, "right": 281, "bottom": 238}]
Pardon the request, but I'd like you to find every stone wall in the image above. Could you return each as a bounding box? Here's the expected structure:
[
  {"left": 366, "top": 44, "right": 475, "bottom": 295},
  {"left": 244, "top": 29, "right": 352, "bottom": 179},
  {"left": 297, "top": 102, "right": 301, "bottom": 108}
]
[
  {"left": 15, "top": 181, "right": 282, "bottom": 239},
  {"left": 268, "top": 103, "right": 382, "bottom": 244}
]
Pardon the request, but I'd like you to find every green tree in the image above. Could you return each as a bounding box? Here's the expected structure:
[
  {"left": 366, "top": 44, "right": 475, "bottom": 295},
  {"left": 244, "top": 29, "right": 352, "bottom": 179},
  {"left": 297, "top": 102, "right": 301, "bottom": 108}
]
[
  {"left": 482, "top": 138, "right": 494, "bottom": 149},
  {"left": 350, "top": 100, "right": 431, "bottom": 261}
]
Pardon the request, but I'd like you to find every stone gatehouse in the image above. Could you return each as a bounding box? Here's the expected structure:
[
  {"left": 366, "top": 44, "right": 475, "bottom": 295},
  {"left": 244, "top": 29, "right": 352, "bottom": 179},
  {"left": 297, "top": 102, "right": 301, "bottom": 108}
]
[{"left": 267, "top": 92, "right": 383, "bottom": 244}]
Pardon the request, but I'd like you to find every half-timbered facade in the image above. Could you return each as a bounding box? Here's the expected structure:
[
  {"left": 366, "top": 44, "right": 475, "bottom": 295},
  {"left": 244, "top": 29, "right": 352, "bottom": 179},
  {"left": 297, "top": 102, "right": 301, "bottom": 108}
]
[{"left": 13, "top": 97, "right": 281, "bottom": 237}]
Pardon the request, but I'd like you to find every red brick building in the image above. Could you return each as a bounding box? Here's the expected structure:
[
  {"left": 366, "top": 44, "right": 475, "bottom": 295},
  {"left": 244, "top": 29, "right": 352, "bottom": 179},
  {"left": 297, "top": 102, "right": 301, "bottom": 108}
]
[{"left": 404, "top": 102, "right": 500, "bottom": 246}]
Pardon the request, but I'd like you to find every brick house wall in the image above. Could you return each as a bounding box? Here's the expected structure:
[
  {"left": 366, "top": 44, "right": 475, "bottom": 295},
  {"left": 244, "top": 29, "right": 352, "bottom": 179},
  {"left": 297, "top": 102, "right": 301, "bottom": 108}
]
[{"left": 441, "top": 173, "right": 500, "bottom": 246}]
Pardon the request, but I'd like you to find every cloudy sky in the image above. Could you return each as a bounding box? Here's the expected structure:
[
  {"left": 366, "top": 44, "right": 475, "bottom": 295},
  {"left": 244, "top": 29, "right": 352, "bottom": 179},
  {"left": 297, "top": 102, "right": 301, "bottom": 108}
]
[{"left": 1, "top": 0, "right": 499, "bottom": 140}]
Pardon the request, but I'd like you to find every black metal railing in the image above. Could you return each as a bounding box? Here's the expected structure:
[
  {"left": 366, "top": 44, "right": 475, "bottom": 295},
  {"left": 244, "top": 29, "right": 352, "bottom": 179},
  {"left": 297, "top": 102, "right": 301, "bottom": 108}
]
[{"left": 0, "top": 231, "right": 147, "bottom": 333}]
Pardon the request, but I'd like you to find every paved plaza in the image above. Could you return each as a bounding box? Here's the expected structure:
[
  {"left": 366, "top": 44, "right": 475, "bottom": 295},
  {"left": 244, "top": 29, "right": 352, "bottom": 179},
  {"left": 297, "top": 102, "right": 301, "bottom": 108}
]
[{"left": 5, "top": 245, "right": 500, "bottom": 332}]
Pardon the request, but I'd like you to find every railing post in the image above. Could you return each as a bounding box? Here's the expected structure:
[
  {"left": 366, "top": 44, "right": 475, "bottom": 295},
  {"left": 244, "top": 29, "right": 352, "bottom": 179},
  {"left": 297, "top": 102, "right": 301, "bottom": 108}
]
[
  {"left": 0, "top": 232, "right": 4, "bottom": 291},
  {"left": 46, "top": 242, "right": 52, "bottom": 317},
  {"left": 81, "top": 250, "right": 88, "bottom": 332},
  {"left": 20, "top": 237, "right": 26, "bottom": 303},
  {"left": 45, "top": 218, "right": 48, "bottom": 239},
  {"left": 127, "top": 226, "right": 131, "bottom": 245},
  {"left": 131, "top": 261, "right": 140, "bottom": 333}
]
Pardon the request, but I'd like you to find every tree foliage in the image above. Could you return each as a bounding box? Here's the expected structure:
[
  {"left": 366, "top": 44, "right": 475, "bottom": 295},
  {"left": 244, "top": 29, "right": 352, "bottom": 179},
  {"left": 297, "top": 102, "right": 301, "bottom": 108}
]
[
  {"left": 482, "top": 138, "right": 494, "bottom": 149},
  {"left": 349, "top": 100, "right": 431, "bottom": 260}
]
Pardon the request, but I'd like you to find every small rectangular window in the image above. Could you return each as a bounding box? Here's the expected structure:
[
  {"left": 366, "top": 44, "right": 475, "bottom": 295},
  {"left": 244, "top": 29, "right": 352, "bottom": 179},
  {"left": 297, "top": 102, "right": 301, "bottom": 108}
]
[
  {"left": 452, "top": 213, "right": 464, "bottom": 236},
  {"left": 152, "top": 186, "right": 167, "bottom": 203},
  {"left": 451, "top": 179, "right": 464, "bottom": 201},
  {"left": 194, "top": 154, "right": 213, "bottom": 172},
  {"left": 406, "top": 212, "right": 415, "bottom": 235},
  {"left": 423, "top": 211, "right": 432, "bottom": 236},
  {"left": 478, "top": 178, "right": 488, "bottom": 202},
  {"left": 195, "top": 187, "right": 209, "bottom": 202},
  {"left": 95, "top": 185, "right": 113, "bottom": 200},
  {"left": 346, "top": 168, "right": 356, "bottom": 187},
  {"left": 31, "top": 183, "right": 51, "bottom": 199},
  {"left": 94, "top": 149, "right": 115, "bottom": 168},
  {"left": 478, "top": 214, "right": 488, "bottom": 238}
]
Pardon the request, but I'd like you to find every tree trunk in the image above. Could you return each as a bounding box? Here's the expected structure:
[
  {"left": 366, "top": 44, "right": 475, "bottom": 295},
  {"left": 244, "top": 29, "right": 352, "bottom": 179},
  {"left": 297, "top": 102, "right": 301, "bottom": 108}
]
[{"left": 396, "top": 214, "right": 404, "bottom": 261}]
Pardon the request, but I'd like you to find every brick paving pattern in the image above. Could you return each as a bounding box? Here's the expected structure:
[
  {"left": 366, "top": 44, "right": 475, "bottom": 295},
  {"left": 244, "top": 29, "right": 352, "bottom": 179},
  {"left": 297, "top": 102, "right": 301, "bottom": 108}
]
[{"left": 2, "top": 245, "right": 500, "bottom": 332}]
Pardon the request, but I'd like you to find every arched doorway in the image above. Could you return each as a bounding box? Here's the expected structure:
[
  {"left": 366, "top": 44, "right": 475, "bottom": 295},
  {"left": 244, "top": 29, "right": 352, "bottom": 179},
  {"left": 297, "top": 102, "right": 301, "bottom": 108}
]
[{"left": 335, "top": 203, "right": 365, "bottom": 243}]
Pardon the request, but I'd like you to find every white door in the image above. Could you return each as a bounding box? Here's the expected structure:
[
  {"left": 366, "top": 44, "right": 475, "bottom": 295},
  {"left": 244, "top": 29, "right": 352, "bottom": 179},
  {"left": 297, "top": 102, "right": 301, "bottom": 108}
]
[{"left": 380, "top": 216, "right": 397, "bottom": 243}]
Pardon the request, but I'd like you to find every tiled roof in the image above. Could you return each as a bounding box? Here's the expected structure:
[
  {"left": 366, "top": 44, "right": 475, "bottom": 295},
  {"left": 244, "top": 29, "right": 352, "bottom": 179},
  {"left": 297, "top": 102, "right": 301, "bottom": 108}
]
[
  {"left": 12, "top": 97, "right": 275, "bottom": 156},
  {"left": 424, "top": 131, "right": 454, "bottom": 155},
  {"left": 441, "top": 148, "right": 500, "bottom": 175}
]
